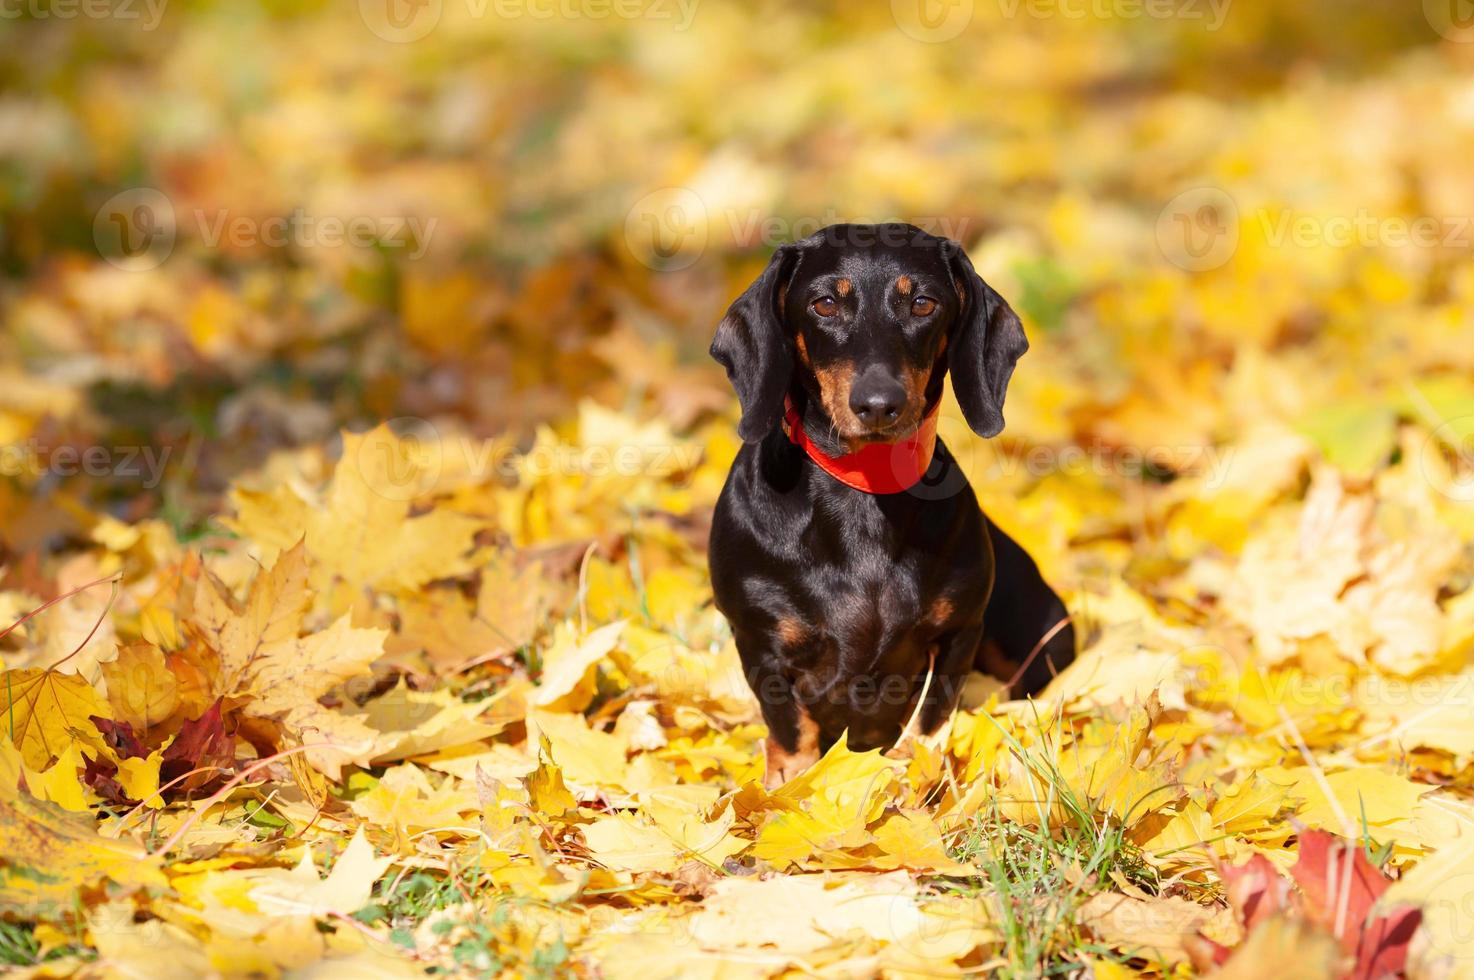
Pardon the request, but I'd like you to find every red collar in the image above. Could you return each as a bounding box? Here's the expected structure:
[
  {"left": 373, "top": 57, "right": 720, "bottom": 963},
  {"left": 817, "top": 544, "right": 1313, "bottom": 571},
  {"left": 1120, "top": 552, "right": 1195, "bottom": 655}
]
[{"left": 781, "top": 396, "right": 940, "bottom": 495}]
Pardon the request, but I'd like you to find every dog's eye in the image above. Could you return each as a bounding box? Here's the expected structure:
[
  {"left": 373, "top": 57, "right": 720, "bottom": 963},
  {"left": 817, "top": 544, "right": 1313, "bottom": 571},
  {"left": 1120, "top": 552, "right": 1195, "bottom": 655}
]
[
  {"left": 912, "top": 296, "right": 938, "bottom": 317},
  {"left": 812, "top": 297, "right": 839, "bottom": 318}
]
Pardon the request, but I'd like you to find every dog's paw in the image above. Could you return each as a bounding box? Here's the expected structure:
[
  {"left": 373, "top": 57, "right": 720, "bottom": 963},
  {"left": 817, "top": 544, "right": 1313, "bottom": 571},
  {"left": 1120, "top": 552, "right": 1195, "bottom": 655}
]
[{"left": 762, "top": 736, "right": 819, "bottom": 789}]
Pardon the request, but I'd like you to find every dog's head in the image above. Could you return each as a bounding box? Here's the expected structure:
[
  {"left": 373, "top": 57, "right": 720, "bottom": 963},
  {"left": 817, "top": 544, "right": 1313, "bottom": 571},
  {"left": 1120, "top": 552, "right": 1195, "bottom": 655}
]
[{"left": 710, "top": 223, "right": 1028, "bottom": 447}]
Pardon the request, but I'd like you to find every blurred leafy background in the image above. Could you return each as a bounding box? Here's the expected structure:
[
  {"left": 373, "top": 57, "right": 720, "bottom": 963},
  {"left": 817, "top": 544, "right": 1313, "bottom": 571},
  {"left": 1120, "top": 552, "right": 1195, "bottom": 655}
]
[
  {"left": 4, "top": 1, "right": 1474, "bottom": 976},
  {"left": 3, "top": 0, "right": 1471, "bottom": 549}
]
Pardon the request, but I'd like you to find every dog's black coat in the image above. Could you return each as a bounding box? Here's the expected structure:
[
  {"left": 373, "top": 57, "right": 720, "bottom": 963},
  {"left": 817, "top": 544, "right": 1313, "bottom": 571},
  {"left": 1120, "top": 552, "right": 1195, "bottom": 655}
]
[{"left": 707, "top": 223, "right": 1075, "bottom": 781}]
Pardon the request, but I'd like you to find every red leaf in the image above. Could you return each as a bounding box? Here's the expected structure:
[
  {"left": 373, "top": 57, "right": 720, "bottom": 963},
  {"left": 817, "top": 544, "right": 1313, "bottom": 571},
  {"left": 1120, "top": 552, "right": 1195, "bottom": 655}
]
[
  {"left": 1290, "top": 831, "right": 1393, "bottom": 953},
  {"left": 1351, "top": 905, "right": 1421, "bottom": 980},
  {"left": 1184, "top": 932, "right": 1233, "bottom": 971},
  {"left": 160, "top": 699, "right": 235, "bottom": 794},
  {"left": 1224, "top": 853, "right": 1293, "bottom": 931},
  {"left": 82, "top": 752, "right": 135, "bottom": 806},
  {"left": 90, "top": 715, "right": 146, "bottom": 760}
]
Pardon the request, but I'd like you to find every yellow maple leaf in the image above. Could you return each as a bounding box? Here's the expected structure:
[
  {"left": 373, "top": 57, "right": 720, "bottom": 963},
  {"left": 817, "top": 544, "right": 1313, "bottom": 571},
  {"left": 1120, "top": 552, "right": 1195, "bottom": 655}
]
[
  {"left": 116, "top": 752, "right": 164, "bottom": 810},
  {"left": 363, "top": 682, "right": 508, "bottom": 764},
  {"left": 189, "top": 542, "right": 385, "bottom": 774},
  {"left": 190, "top": 539, "right": 311, "bottom": 698},
  {"left": 101, "top": 641, "right": 179, "bottom": 732},
  {"left": 582, "top": 812, "right": 686, "bottom": 874},
  {"left": 643, "top": 796, "right": 747, "bottom": 869},
  {"left": 1210, "top": 916, "right": 1342, "bottom": 980},
  {"left": 532, "top": 620, "right": 624, "bottom": 713},
  {"left": 1281, "top": 765, "right": 1431, "bottom": 841},
  {"left": 529, "top": 709, "right": 634, "bottom": 794},
  {"left": 0, "top": 791, "right": 166, "bottom": 922},
  {"left": 349, "top": 764, "right": 480, "bottom": 842},
  {"left": 13, "top": 557, "right": 118, "bottom": 678},
  {"left": 240, "top": 827, "right": 393, "bottom": 919},
  {"left": 244, "top": 614, "right": 386, "bottom": 716},
  {"left": 750, "top": 738, "right": 899, "bottom": 868},
  {"left": 396, "top": 553, "right": 552, "bottom": 671},
  {"left": 0, "top": 668, "right": 111, "bottom": 770},
  {"left": 87, "top": 901, "right": 210, "bottom": 978},
  {"left": 1079, "top": 891, "right": 1236, "bottom": 968},
  {"left": 525, "top": 737, "right": 578, "bottom": 822},
  {"left": 225, "top": 426, "right": 487, "bottom": 596},
  {"left": 868, "top": 809, "right": 973, "bottom": 874},
  {"left": 277, "top": 701, "right": 379, "bottom": 780},
  {"left": 29, "top": 743, "right": 87, "bottom": 812},
  {"left": 305, "top": 426, "right": 487, "bottom": 594},
  {"left": 1140, "top": 799, "right": 1219, "bottom": 871}
]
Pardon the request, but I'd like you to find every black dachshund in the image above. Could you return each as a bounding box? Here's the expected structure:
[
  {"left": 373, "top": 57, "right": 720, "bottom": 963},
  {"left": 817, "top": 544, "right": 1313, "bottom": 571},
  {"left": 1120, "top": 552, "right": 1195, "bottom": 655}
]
[{"left": 707, "top": 223, "right": 1075, "bottom": 787}]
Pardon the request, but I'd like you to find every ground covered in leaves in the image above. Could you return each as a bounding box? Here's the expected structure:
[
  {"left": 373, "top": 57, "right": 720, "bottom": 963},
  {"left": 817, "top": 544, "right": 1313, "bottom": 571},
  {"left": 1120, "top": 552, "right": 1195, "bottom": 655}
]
[{"left": 3, "top": 4, "right": 1474, "bottom": 978}]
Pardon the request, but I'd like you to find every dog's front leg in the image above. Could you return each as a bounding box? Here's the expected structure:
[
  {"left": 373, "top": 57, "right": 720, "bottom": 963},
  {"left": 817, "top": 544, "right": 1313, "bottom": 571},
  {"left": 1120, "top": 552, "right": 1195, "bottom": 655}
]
[
  {"left": 888, "top": 623, "right": 984, "bottom": 757},
  {"left": 763, "top": 707, "right": 820, "bottom": 790},
  {"left": 741, "top": 653, "right": 821, "bottom": 789}
]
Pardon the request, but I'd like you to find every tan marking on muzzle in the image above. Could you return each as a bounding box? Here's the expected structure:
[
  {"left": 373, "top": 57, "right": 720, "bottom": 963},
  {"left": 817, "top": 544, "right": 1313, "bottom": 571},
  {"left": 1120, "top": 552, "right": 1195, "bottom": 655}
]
[
  {"left": 813, "top": 362, "right": 859, "bottom": 432},
  {"left": 897, "top": 364, "right": 932, "bottom": 428}
]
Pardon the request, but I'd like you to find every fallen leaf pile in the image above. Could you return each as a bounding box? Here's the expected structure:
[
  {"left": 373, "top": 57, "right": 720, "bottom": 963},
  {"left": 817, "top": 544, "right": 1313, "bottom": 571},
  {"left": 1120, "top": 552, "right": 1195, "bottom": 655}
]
[{"left": 3, "top": 4, "right": 1474, "bottom": 978}]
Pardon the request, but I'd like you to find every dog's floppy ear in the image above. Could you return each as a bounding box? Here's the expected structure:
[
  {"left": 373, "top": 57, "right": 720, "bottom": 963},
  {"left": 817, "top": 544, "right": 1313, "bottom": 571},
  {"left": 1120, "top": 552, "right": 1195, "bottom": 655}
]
[
  {"left": 944, "top": 240, "right": 1029, "bottom": 439},
  {"left": 710, "top": 244, "right": 799, "bottom": 443}
]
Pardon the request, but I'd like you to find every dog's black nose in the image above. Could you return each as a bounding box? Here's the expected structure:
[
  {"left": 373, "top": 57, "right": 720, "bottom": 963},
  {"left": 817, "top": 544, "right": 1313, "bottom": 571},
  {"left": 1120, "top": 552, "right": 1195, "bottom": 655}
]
[{"left": 849, "top": 373, "right": 907, "bottom": 428}]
